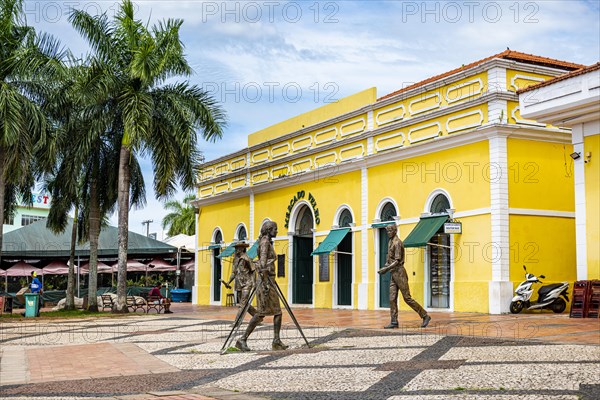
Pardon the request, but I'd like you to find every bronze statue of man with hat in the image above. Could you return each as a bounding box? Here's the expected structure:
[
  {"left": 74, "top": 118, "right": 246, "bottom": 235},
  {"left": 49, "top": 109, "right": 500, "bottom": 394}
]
[
  {"left": 378, "top": 224, "right": 431, "bottom": 329},
  {"left": 221, "top": 241, "right": 257, "bottom": 317}
]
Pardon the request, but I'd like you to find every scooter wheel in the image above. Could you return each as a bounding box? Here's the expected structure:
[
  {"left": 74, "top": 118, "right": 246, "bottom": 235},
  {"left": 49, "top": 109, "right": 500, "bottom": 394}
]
[
  {"left": 552, "top": 298, "right": 566, "bottom": 313},
  {"left": 510, "top": 301, "right": 524, "bottom": 314}
]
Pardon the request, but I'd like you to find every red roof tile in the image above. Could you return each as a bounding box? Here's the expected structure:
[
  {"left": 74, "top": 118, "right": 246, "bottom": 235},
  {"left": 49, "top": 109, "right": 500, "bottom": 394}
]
[
  {"left": 517, "top": 62, "right": 600, "bottom": 93},
  {"left": 378, "top": 50, "right": 584, "bottom": 101}
]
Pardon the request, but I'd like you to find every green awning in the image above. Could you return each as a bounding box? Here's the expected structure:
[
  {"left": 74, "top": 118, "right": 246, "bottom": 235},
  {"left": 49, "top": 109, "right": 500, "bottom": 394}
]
[
  {"left": 371, "top": 221, "right": 396, "bottom": 228},
  {"left": 247, "top": 241, "right": 259, "bottom": 259},
  {"left": 208, "top": 244, "right": 221, "bottom": 250},
  {"left": 216, "top": 243, "right": 236, "bottom": 258},
  {"left": 311, "top": 228, "right": 351, "bottom": 256},
  {"left": 403, "top": 215, "right": 448, "bottom": 248}
]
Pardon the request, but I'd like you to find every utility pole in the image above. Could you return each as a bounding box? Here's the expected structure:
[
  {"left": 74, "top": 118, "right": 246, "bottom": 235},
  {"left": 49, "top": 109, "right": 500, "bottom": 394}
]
[{"left": 141, "top": 219, "right": 153, "bottom": 237}]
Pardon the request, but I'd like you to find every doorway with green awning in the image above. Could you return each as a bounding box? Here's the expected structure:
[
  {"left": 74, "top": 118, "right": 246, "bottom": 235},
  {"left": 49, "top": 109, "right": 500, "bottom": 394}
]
[{"left": 404, "top": 193, "right": 452, "bottom": 309}]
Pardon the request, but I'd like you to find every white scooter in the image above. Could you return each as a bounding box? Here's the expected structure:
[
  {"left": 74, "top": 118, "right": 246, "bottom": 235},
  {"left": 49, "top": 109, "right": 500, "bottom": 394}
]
[{"left": 510, "top": 265, "right": 569, "bottom": 314}]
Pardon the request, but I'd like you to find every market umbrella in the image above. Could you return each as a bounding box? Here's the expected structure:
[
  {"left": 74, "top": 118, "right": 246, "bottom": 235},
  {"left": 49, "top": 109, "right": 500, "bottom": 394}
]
[
  {"left": 182, "top": 260, "right": 195, "bottom": 271},
  {"left": 6, "top": 261, "right": 42, "bottom": 276},
  {"left": 111, "top": 259, "right": 147, "bottom": 272},
  {"left": 5, "top": 261, "right": 42, "bottom": 292},
  {"left": 80, "top": 261, "right": 113, "bottom": 274},
  {"left": 147, "top": 258, "right": 175, "bottom": 272},
  {"left": 42, "top": 261, "right": 70, "bottom": 275}
]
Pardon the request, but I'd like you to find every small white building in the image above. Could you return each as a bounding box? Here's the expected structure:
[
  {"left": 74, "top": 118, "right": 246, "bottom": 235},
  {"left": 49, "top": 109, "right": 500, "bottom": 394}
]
[{"left": 3, "top": 193, "right": 52, "bottom": 233}]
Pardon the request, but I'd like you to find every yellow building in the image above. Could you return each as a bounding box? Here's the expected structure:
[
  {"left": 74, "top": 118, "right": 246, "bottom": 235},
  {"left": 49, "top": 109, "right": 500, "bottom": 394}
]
[
  {"left": 519, "top": 62, "right": 600, "bottom": 281},
  {"left": 192, "top": 50, "right": 585, "bottom": 314}
]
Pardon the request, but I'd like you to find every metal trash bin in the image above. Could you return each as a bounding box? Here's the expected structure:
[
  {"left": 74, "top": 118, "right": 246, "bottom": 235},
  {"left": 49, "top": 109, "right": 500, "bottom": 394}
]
[{"left": 24, "top": 293, "right": 40, "bottom": 317}]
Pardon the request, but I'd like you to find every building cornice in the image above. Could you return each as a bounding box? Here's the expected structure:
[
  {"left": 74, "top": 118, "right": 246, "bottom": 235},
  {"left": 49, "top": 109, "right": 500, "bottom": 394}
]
[
  {"left": 201, "top": 59, "right": 570, "bottom": 170},
  {"left": 199, "top": 92, "right": 520, "bottom": 186},
  {"left": 191, "top": 124, "right": 571, "bottom": 209}
]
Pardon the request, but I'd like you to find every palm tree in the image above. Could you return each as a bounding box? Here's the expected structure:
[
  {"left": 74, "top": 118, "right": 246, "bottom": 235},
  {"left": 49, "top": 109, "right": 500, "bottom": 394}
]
[
  {"left": 162, "top": 194, "right": 196, "bottom": 237},
  {"left": 69, "top": 0, "right": 226, "bottom": 312},
  {"left": 0, "top": 0, "right": 63, "bottom": 262},
  {"left": 46, "top": 59, "right": 145, "bottom": 311}
]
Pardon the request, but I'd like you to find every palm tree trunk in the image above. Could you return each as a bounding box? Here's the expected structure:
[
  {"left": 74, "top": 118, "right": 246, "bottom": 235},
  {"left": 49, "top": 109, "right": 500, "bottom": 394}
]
[
  {"left": 114, "top": 144, "right": 131, "bottom": 313},
  {"left": 0, "top": 146, "right": 6, "bottom": 286},
  {"left": 87, "top": 161, "right": 100, "bottom": 312},
  {"left": 65, "top": 204, "right": 78, "bottom": 310}
]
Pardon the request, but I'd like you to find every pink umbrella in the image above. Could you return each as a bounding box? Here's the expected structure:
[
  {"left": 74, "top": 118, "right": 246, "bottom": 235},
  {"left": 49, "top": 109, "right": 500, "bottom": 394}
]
[
  {"left": 182, "top": 260, "right": 195, "bottom": 271},
  {"left": 111, "top": 259, "right": 147, "bottom": 272},
  {"left": 147, "top": 258, "right": 175, "bottom": 272},
  {"left": 80, "top": 261, "right": 113, "bottom": 274},
  {"left": 42, "top": 261, "right": 70, "bottom": 275},
  {"left": 5, "top": 261, "right": 42, "bottom": 277}
]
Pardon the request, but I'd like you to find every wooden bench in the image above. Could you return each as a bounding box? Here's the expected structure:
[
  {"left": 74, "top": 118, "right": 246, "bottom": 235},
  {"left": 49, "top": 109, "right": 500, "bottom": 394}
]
[
  {"left": 100, "top": 295, "right": 114, "bottom": 311},
  {"left": 126, "top": 295, "right": 146, "bottom": 313},
  {"left": 144, "top": 294, "right": 171, "bottom": 314}
]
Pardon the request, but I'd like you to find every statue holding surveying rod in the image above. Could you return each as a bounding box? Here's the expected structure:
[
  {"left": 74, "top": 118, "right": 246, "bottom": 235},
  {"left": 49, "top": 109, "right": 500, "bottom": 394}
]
[
  {"left": 221, "top": 242, "right": 257, "bottom": 318},
  {"left": 221, "top": 221, "right": 310, "bottom": 353}
]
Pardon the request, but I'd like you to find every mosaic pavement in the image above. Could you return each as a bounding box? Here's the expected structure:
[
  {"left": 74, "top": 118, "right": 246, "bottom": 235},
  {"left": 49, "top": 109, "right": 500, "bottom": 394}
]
[{"left": 0, "top": 315, "right": 599, "bottom": 400}]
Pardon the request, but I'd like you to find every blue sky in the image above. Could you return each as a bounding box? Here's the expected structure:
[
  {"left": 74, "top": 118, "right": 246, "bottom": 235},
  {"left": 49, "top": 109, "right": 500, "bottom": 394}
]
[{"left": 26, "top": 0, "right": 600, "bottom": 238}]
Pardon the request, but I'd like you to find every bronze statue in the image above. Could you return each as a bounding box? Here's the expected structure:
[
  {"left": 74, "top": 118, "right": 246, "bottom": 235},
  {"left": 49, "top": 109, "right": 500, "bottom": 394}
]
[
  {"left": 378, "top": 224, "right": 431, "bottom": 328},
  {"left": 236, "top": 221, "right": 288, "bottom": 351},
  {"left": 221, "top": 242, "right": 257, "bottom": 317}
]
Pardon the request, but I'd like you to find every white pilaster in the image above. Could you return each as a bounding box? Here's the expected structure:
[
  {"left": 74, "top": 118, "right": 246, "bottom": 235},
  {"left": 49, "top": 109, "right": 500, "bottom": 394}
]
[
  {"left": 572, "top": 124, "right": 588, "bottom": 280},
  {"left": 488, "top": 99, "right": 508, "bottom": 124},
  {"left": 488, "top": 133, "right": 512, "bottom": 314},
  {"left": 192, "top": 210, "right": 199, "bottom": 304},
  {"left": 367, "top": 110, "right": 374, "bottom": 130},
  {"left": 358, "top": 166, "right": 369, "bottom": 309},
  {"left": 249, "top": 192, "right": 255, "bottom": 241},
  {"left": 487, "top": 66, "right": 507, "bottom": 94}
]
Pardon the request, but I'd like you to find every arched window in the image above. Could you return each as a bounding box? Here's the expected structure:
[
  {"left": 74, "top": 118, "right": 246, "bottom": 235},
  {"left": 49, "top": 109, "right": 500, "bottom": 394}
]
[
  {"left": 380, "top": 202, "right": 397, "bottom": 222},
  {"left": 339, "top": 209, "right": 353, "bottom": 228},
  {"left": 430, "top": 194, "right": 450, "bottom": 214},
  {"left": 236, "top": 225, "right": 247, "bottom": 241},
  {"left": 296, "top": 206, "right": 313, "bottom": 236},
  {"left": 214, "top": 230, "right": 223, "bottom": 244}
]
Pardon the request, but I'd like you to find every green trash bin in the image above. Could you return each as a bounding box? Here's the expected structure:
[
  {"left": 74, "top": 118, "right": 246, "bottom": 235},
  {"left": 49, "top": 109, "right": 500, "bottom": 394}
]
[{"left": 24, "top": 293, "right": 40, "bottom": 317}]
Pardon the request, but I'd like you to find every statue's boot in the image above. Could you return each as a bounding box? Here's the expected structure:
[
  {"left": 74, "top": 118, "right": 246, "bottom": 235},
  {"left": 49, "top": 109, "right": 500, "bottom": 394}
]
[
  {"left": 272, "top": 314, "right": 288, "bottom": 350},
  {"left": 235, "top": 315, "right": 262, "bottom": 351},
  {"left": 235, "top": 338, "right": 251, "bottom": 352},
  {"left": 421, "top": 315, "right": 431, "bottom": 328}
]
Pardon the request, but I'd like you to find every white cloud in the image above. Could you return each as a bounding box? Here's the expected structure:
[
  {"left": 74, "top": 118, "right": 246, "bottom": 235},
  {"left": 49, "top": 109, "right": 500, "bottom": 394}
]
[{"left": 26, "top": 0, "right": 600, "bottom": 232}]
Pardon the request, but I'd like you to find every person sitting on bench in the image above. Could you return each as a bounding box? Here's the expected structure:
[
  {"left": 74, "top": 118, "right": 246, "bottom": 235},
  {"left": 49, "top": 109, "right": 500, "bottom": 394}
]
[{"left": 148, "top": 283, "right": 173, "bottom": 314}]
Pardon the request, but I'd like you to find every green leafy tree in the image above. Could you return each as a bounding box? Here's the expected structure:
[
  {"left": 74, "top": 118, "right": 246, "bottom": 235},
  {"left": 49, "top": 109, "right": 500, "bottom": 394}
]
[
  {"left": 45, "top": 59, "right": 145, "bottom": 311},
  {"left": 0, "top": 0, "right": 63, "bottom": 262},
  {"left": 69, "top": 0, "right": 226, "bottom": 312},
  {"left": 162, "top": 194, "right": 196, "bottom": 237}
]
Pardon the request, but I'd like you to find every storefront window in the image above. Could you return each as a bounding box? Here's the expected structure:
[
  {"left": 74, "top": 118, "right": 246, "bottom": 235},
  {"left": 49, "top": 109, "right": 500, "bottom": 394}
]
[{"left": 428, "top": 193, "right": 451, "bottom": 308}]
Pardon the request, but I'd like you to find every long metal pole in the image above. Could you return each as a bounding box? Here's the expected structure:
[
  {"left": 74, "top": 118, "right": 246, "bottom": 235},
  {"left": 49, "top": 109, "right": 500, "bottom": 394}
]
[
  {"left": 270, "top": 277, "right": 310, "bottom": 347},
  {"left": 77, "top": 256, "right": 80, "bottom": 298},
  {"left": 220, "top": 286, "right": 256, "bottom": 354}
]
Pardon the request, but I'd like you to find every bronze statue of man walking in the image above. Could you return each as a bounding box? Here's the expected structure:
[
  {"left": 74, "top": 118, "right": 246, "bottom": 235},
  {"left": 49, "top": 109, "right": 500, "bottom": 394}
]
[
  {"left": 221, "top": 242, "right": 257, "bottom": 318},
  {"left": 236, "top": 221, "right": 288, "bottom": 351},
  {"left": 378, "top": 224, "right": 431, "bottom": 328}
]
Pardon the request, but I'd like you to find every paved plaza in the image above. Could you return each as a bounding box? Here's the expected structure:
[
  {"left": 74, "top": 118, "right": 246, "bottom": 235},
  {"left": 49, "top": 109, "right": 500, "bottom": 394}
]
[{"left": 0, "top": 305, "right": 599, "bottom": 400}]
